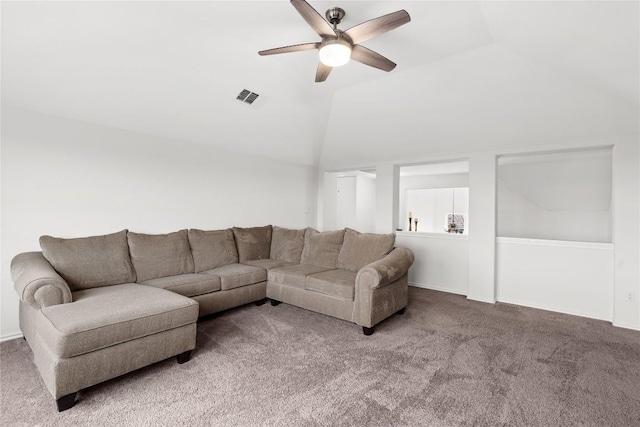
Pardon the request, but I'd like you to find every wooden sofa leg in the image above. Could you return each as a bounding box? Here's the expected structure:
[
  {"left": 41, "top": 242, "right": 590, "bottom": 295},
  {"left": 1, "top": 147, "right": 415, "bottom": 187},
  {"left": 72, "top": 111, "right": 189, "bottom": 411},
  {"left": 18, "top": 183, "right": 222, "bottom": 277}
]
[
  {"left": 176, "top": 350, "right": 192, "bottom": 364},
  {"left": 362, "top": 326, "right": 374, "bottom": 336},
  {"left": 56, "top": 392, "right": 77, "bottom": 412},
  {"left": 255, "top": 298, "right": 268, "bottom": 306},
  {"left": 270, "top": 299, "right": 281, "bottom": 306},
  {"left": 396, "top": 307, "right": 406, "bottom": 315}
]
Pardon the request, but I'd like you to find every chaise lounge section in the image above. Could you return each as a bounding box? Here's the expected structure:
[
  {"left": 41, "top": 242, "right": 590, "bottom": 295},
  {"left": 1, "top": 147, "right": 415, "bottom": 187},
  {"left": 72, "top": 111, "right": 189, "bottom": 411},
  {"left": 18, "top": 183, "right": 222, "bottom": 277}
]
[
  {"left": 12, "top": 231, "right": 199, "bottom": 412},
  {"left": 11, "top": 225, "right": 414, "bottom": 411}
]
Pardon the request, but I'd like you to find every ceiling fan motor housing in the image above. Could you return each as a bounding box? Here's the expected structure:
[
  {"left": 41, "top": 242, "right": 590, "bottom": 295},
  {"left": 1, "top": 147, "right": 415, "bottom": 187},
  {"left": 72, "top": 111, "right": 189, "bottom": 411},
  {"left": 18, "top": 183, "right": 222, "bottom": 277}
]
[{"left": 325, "top": 7, "right": 345, "bottom": 27}]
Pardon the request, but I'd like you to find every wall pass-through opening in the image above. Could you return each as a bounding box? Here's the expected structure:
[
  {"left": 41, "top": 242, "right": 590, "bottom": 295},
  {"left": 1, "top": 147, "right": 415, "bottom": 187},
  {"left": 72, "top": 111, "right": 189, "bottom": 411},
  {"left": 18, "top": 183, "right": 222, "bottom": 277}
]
[{"left": 398, "top": 161, "right": 470, "bottom": 234}]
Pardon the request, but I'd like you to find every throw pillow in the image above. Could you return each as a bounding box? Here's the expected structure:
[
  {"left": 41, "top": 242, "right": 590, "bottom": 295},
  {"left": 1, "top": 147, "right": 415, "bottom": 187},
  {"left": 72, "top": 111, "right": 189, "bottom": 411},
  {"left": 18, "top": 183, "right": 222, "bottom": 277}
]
[
  {"left": 188, "top": 228, "right": 239, "bottom": 273},
  {"left": 127, "top": 229, "right": 195, "bottom": 282},
  {"left": 232, "top": 225, "right": 273, "bottom": 262},
  {"left": 40, "top": 229, "right": 135, "bottom": 291},
  {"left": 337, "top": 228, "right": 395, "bottom": 272},
  {"left": 300, "top": 229, "right": 345, "bottom": 269},
  {"left": 270, "top": 226, "right": 306, "bottom": 263}
]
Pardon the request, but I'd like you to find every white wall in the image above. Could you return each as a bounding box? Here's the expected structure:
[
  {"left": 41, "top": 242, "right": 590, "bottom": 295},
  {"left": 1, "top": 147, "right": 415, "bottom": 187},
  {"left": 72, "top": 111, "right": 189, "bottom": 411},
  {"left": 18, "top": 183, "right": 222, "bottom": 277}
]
[
  {"left": 496, "top": 238, "right": 614, "bottom": 320},
  {"left": 336, "top": 172, "right": 376, "bottom": 233},
  {"left": 466, "top": 153, "right": 497, "bottom": 303},
  {"left": 355, "top": 174, "right": 376, "bottom": 233},
  {"left": 375, "top": 164, "right": 399, "bottom": 233},
  {"left": 337, "top": 176, "right": 357, "bottom": 229},
  {"left": 0, "top": 107, "right": 318, "bottom": 339},
  {"left": 396, "top": 233, "right": 468, "bottom": 295},
  {"left": 612, "top": 139, "right": 640, "bottom": 329},
  {"left": 320, "top": 172, "right": 338, "bottom": 231}
]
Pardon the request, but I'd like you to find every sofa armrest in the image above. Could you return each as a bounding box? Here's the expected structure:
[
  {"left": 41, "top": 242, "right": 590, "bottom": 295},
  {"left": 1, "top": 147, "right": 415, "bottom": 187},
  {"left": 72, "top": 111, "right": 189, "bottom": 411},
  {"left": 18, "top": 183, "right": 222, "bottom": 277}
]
[
  {"left": 356, "top": 247, "right": 415, "bottom": 290},
  {"left": 11, "top": 252, "right": 72, "bottom": 309}
]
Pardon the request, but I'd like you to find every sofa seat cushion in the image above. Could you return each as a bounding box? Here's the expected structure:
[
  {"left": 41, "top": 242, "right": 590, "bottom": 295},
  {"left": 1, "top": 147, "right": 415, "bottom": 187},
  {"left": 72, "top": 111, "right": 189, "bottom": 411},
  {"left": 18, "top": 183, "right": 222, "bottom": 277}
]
[
  {"left": 242, "top": 259, "right": 296, "bottom": 270},
  {"left": 268, "top": 264, "right": 332, "bottom": 288},
  {"left": 38, "top": 283, "right": 199, "bottom": 358},
  {"left": 139, "top": 274, "right": 221, "bottom": 297},
  {"left": 202, "top": 264, "right": 266, "bottom": 291},
  {"left": 306, "top": 269, "right": 356, "bottom": 301}
]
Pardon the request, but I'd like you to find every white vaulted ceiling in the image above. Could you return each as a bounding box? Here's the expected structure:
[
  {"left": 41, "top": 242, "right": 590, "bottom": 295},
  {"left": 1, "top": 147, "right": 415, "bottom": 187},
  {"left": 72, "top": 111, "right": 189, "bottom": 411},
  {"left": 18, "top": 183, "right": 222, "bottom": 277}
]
[{"left": 2, "top": 1, "right": 638, "bottom": 167}]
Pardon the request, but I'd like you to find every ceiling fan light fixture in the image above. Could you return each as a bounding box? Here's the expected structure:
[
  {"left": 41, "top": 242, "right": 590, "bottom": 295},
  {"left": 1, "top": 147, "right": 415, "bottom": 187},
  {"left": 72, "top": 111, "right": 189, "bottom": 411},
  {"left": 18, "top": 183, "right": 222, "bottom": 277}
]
[{"left": 318, "top": 39, "right": 351, "bottom": 67}]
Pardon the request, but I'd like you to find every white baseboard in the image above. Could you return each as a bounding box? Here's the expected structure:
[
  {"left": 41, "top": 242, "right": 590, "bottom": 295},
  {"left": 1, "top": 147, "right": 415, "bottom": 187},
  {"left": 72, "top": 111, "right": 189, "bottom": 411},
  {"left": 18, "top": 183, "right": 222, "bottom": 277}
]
[
  {"left": 613, "top": 321, "right": 640, "bottom": 331},
  {"left": 498, "top": 297, "right": 612, "bottom": 323},
  {"left": 409, "top": 282, "right": 467, "bottom": 296},
  {"left": 410, "top": 286, "right": 619, "bottom": 325},
  {"left": 466, "top": 295, "right": 496, "bottom": 304},
  {"left": 1, "top": 332, "right": 23, "bottom": 343},
  {"left": 409, "top": 283, "right": 495, "bottom": 303}
]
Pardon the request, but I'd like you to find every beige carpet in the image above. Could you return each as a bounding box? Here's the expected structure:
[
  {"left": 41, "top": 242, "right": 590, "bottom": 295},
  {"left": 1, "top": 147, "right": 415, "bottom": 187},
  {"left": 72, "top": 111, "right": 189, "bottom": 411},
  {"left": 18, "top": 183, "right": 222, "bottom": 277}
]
[{"left": 2, "top": 287, "right": 640, "bottom": 426}]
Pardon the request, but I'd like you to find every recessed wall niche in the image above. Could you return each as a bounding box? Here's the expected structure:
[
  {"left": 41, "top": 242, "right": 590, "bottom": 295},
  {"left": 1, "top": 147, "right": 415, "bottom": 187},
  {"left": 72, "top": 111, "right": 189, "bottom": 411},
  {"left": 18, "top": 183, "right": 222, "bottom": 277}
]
[
  {"left": 398, "top": 161, "right": 470, "bottom": 234},
  {"left": 497, "top": 148, "right": 612, "bottom": 243}
]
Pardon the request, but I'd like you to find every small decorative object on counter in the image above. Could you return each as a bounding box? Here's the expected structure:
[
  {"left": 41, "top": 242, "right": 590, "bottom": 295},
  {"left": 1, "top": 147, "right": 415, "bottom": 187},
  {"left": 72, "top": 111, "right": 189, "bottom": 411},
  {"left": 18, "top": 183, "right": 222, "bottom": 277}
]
[
  {"left": 414, "top": 218, "right": 418, "bottom": 232},
  {"left": 408, "top": 211, "right": 413, "bottom": 231},
  {"left": 445, "top": 189, "right": 463, "bottom": 234},
  {"left": 445, "top": 214, "right": 465, "bottom": 234}
]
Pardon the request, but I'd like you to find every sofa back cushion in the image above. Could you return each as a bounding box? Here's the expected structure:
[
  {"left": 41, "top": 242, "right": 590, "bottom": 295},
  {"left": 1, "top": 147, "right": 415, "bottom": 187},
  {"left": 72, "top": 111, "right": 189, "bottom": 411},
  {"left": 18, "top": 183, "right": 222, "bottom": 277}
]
[
  {"left": 188, "top": 228, "right": 238, "bottom": 273},
  {"left": 40, "top": 230, "right": 136, "bottom": 291},
  {"left": 337, "top": 228, "right": 396, "bottom": 272},
  {"left": 300, "top": 229, "right": 345, "bottom": 269},
  {"left": 270, "top": 226, "right": 306, "bottom": 263},
  {"left": 127, "top": 230, "right": 194, "bottom": 282},
  {"left": 232, "top": 226, "right": 273, "bottom": 262}
]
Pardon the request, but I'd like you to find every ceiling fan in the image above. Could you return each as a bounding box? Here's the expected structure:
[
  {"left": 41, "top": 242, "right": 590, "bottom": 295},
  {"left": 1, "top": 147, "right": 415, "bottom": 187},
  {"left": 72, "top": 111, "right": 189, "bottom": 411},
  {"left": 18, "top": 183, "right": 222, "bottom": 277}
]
[{"left": 258, "top": 0, "right": 411, "bottom": 82}]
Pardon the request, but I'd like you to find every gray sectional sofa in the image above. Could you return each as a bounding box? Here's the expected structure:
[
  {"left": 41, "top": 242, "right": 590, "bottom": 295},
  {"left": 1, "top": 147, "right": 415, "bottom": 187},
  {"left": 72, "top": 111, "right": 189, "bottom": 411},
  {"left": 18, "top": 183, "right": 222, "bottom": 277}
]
[{"left": 11, "top": 225, "right": 414, "bottom": 411}]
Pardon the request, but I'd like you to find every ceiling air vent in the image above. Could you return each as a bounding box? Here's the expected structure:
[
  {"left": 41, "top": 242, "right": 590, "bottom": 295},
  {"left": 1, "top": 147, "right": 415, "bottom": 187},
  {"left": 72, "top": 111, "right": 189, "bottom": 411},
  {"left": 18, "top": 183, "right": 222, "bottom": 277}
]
[
  {"left": 244, "top": 92, "right": 259, "bottom": 105},
  {"left": 236, "top": 89, "right": 259, "bottom": 105},
  {"left": 236, "top": 89, "right": 251, "bottom": 101}
]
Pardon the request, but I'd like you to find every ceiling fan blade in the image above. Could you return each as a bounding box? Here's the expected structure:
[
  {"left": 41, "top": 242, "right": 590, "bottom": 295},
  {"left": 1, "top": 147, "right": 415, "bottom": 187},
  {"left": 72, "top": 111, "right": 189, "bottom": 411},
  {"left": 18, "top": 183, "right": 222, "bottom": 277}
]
[
  {"left": 351, "top": 45, "right": 396, "bottom": 72},
  {"left": 315, "top": 62, "right": 332, "bottom": 82},
  {"left": 344, "top": 10, "right": 411, "bottom": 45},
  {"left": 258, "top": 42, "right": 320, "bottom": 56},
  {"left": 291, "top": 0, "right": 335, "bottom": 38}
]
